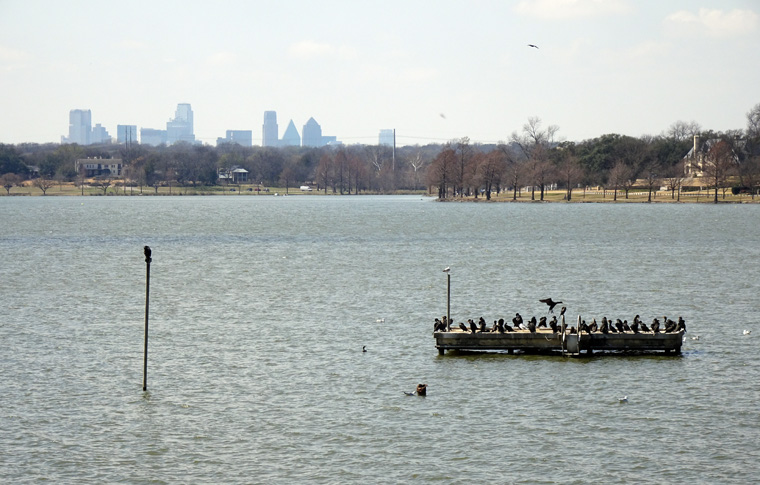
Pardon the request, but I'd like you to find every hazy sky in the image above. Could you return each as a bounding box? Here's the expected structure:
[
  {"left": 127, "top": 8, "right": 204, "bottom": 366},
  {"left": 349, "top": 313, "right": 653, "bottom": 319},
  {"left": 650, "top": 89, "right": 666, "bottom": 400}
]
[{"left": 1, "top": 0, "right": 758, "bottom": 146}]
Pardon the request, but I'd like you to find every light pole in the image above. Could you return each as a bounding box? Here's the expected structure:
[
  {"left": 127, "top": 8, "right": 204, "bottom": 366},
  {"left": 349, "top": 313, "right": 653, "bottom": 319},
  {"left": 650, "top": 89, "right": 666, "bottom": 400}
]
[
  {"left": 443, "top": 267, "right": 451, "bottom": 330},
  {"left": 143, "top": 245, "right": 152, "bottom": 392}
]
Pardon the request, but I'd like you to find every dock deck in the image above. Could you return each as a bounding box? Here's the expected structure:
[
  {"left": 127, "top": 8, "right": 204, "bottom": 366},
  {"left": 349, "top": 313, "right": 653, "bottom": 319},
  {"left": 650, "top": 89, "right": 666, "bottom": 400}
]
[{"left": 434, "top": 327, "right": 684, "bottom": 356}]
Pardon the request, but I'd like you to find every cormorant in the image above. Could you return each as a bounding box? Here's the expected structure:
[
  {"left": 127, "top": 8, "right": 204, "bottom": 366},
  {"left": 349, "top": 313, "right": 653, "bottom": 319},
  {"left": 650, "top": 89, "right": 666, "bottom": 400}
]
[
  {"left": 468, "top": 319, "right": 478, "bottom": 334},
  {"left": 458, "top": 322, "right": 469, "bottom": 333},
  {"left": 540, "top": 298, "right": 562, "bottom": 313},
  {"left": 538, "top": 316, "right": 547, "bottom": 328},
  {"left": 677, "top": 316, "right": 686, "bottom": 333}
]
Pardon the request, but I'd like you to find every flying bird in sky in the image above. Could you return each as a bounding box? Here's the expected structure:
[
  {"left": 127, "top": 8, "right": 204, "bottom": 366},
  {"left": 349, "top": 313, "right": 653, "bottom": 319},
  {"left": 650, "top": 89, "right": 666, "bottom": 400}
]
[{"left": 528, "top": 44, "right": 539, "bottom": 49}]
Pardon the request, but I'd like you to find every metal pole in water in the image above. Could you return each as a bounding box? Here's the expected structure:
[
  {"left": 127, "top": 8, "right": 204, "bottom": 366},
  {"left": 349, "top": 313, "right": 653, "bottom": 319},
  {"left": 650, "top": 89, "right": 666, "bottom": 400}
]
[
  {"left": 143, "top": 246, "right": 152, "bottom": 391},
  {"left": 443, "top": 267, "right": 451, "bottom": 330},
  {"left": 447, "top": 273, "right": 451, "bottom": 326}
]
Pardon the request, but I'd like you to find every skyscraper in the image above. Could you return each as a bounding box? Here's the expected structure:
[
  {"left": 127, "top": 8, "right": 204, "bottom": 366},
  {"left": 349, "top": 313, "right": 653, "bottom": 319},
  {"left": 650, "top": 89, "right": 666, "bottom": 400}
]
[
  {"left": 90, "top": 124, "right": 111, "bottom": 144},
  {"left": 262, "top": 111, "right": 279, "bottom": 147},
  {"left": 301, "top": 117, "right": 323, "bottom": 147},
  {"left": 217, "top": 130, "right": 253, "bottom": 147},
  {"left": 117, "top": 125, "right": 138, "bottom": 144},
  {"left": 67, "top": 109, "right": 92, "bottom": 145},
  {"left": 166, "top": 103, "right": 195, "bottom": 144},
  {"left": 280, "top": 120, "right": 301, "bottom": 147}
]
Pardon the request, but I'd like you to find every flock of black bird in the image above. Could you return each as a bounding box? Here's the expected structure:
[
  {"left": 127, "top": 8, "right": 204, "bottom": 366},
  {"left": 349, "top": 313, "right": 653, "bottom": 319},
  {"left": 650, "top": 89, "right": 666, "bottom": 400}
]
[{"left": 433, "top": 299, "right": 687, "bottom": 336}]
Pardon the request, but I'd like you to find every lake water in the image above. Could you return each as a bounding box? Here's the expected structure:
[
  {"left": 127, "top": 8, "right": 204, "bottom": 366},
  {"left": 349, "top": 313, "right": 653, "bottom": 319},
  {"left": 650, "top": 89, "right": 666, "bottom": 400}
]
[{"left": 1, "top": 195, "right": 759, "bottom": 484}]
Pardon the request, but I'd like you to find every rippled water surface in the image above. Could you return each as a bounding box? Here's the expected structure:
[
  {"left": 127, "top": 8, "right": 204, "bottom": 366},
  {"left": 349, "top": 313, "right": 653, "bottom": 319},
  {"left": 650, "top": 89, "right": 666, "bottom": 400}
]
[{"left": 2, "top": 196, "right": 759, "bottom": 484}]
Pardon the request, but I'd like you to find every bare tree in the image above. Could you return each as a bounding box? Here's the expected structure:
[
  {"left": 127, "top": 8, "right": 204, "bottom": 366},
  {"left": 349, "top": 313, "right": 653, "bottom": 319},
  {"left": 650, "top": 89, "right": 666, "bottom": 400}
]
[
  {"left": 702, "top": 140, "right": 737, "bottom": 203},
  {"left": 427, "top": 145, "right": 457, "bottom": 199},
  {"left": 557, "top": 154, "right": 583, "bottom": 201},
  {"left": 664, "top": 159, "right": 687, "bottom": 201},
  {"left": 455, "top": 137, "right": 473, "bottom": 197},
  {"left": 498, "top": 143, "right": 523, "bottom": 200},
  {"left": 2, "top": 173, "right": 22, "bottom": 195},
  {"left": 747, "top": 102, "right": 760, "bottom": 140},
  {"left": 315, "top": 152, "right": 334, "bottom": 194},
  {"left": 406, "top": 150, "right": 427, "bottom": 190},
  {"left": 667, "top": 120, "right": 702, "bottom": 141},
  {"left": 608, "top": 160, "right": 632, "bottom": 201},
  {"left": 32, "top": 177, "right": 55, "bottom": 195},
  {"left": 642, "top": 162, "right": 661, "bottom": 202},
  {"left": 474, "top": 150, "right": 506, "bottom": 200},
  {"left": 511, "top": 116, "right": 559, "bottom": 160},
  {"left": 737, "top": 155, "right": 760, "bottom": 200}
]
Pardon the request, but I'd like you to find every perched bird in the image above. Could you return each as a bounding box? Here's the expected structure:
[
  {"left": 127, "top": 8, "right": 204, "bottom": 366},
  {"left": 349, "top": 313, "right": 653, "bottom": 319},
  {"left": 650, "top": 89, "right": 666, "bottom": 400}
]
[
  {"left": 504, "top": 323, "right": 515, "bottom": 332},
  {"left": 527, "top": 319, "right": 537, "bottom": 333},
  {"left": 538, "top": 316, "right": 547, "bottom": 328},
  {"left": 677, "top": 317, "right": 687, "bottom": 333},
  {"left": 559, "top": 306, "right": 567, "bottom": 317},
  {"left": 622, "top": 320, "right": 631, "bottom": 332},
  {"left": 443, "top": 267, "right": 450, "bottom": 273},
  {"left": 528, "top": 44, "right": 539, "bottom": 49},
  {"left": 640, "top": 322, "right": 651, "bottom": 333},
  {"left": 143, "top": 245, "right": 152, "bottom": 262},
  {"left": 512, "top": 313, "right": 523, "bottom": 327},
  {"left": 615, "top": 319, "right": 625, "bottom": 333},
  {"left": 478, "top": 318, "right": 488, "bottom": 333},
  {"left": 458, "top": 322, "right": 468, "bottom": 333},
  {"left": 539, "top": 298, "right": 562, "bottom": 313},
  {"left": 600, "top": 320, "right": 609, "bottom": 334},
  {"left": 468, "top": 319, "right": 478, "bottom": 334},
  {"left": 651, "top": 318, "right": 660, "bottom": 334},
  {"left": 630, "top": 320, "right": 640, "bottom": 334}
]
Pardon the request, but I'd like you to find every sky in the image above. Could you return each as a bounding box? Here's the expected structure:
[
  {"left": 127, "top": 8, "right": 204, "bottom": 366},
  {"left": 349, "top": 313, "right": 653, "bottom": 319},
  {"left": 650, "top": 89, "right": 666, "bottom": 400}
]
[{"left": 1, "top": 0, "right": 759, "bottom": 146}]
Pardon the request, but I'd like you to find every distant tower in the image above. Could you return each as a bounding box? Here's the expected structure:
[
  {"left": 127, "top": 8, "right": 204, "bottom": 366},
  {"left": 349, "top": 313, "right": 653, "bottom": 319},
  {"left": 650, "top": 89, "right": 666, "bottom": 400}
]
[
  {"left": 166, "top": 103, "right": 195, "bottom": 144},
  {"left": 67, "top": 109, "right": 92, "bottom": 145},
  {"left": 379, "top": 129, "right": 394, "bottom": 146},
  {"left": 302, "top": 117, "right": 323, "bottom": 147},
  {"left": 262, "top": 111, "right": 279, "bottom": 147},
  {"left": 281, "top": 120, "right": 301, "bottom": 147}
]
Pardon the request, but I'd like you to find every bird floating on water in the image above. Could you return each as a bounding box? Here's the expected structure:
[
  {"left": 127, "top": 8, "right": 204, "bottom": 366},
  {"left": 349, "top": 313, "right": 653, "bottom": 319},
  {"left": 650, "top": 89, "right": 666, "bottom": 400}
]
[
  {"left": 619, "top": 396, "right": 628, "bottom": 403},
  {"left": 376, "top": 318, "right": 385, "bottom": 323},
  {"left": 743, "top": 329, "right": 751, "bottom": 335},
  {"left": 362, "top": 346, "right": 367, "bottom": 352}
]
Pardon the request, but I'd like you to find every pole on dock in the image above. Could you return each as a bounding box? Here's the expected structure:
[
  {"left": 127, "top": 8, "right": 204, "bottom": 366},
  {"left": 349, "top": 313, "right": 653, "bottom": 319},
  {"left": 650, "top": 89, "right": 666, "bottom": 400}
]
[
  {"left": 143, "top": 245, "right": 152, "bottom": 391},
  {"left": 443, "top": 267, "right": 451, "bottom": 330}
]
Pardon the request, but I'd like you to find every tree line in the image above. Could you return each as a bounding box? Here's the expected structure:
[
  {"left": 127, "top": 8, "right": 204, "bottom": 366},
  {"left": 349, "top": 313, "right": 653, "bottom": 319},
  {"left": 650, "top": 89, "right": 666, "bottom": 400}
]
[
  {"left": 428, "top": 104, "right": 760, "bottom": 203},
  {"left": 2, "top": 103, "right": 759, "bottom": 201}
]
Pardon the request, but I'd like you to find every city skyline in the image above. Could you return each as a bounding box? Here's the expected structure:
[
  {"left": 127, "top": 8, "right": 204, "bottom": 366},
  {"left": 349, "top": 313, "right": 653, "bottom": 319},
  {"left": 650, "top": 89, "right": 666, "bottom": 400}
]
[{"left": 1, "top": 1, "right": 759, "bottom": 146}]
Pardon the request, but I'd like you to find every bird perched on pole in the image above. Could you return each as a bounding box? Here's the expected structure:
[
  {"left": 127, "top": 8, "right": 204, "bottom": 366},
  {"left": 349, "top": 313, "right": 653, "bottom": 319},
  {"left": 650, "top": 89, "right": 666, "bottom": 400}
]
[{"left": 144, "top": 245, "right": 152, "bottom": 263}]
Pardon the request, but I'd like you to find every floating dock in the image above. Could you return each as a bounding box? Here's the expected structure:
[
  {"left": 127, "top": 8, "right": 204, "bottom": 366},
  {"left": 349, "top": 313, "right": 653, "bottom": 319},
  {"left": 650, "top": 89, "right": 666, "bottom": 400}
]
[{"left": 434, "top": 326, "right": 683, "bottom": 356}]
